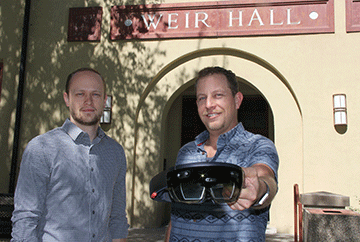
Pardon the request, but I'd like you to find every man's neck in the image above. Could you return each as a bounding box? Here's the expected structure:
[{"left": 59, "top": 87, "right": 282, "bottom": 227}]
[
  {"left": 70, "top": 118, "right": 99, "bottom": 142},
  {"left": 80, "top": 125, "right": 98, "bottom": 142},
  {"left": 206, "top": 122, "right": 239, "bottom": 146},
  {"left": 206, "top": 133, "right": 219, "bottom": 147},
  {"left": 204, "top": 134, "right": 219, "bottom": 158},
  {"left": 204, "top": 123, "right": 238, "bottom": 157}
]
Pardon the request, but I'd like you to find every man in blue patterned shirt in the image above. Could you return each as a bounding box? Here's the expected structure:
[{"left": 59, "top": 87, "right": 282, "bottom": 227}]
[
  {"left": 11, "top": 68, "right": 129, "bottom": 241},
  {"left": 165, "top": 67, "right": 279, "bottom": 242}
]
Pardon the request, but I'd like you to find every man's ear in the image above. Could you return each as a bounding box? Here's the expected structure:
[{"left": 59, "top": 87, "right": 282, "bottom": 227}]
[
  {"left": 235, "top": 92, "right": 243, "bottom": 109},
  {"left": 63, "top": 92, "right": 70, "bottom": 107}
]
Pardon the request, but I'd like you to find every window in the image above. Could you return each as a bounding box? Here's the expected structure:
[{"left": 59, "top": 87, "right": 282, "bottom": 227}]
[{"left": 67, "top": 7, "right": 103, "bottom": 42}]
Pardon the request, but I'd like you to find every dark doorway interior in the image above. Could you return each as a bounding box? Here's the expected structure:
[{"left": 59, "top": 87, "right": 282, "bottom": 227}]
[
  {"left": 181, "top": 96, "right": 205, "bottom": 147},
  {"left": 181, "top": 95, "right": 270, "bottom": 146},
  {"left": 238, "top": 96, "right": 269, "bottom": 138}
]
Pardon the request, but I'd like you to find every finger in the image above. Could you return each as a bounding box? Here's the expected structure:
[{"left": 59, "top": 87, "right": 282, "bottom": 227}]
[
  {"left": 239, "top": 185, "right": 257, "bottom": 201},
  {"left": 229, "top": 197, "right": 254, "bottom": 210},
  {"left": 242, "top": 167, "right": 257, "bottom": 182},
  {"left": 229, "top": 201, "right": 245, "bottom": 211}
]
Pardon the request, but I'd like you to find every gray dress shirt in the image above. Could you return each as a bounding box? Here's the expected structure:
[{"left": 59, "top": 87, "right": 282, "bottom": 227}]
[{"left": 11, "top": 119, "right": 129, "bottom": 241}]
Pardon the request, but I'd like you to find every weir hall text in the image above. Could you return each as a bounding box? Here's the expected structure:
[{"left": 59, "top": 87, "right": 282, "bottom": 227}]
[{"left": 110, "top": 0, "right": 334, "bottom": 40}]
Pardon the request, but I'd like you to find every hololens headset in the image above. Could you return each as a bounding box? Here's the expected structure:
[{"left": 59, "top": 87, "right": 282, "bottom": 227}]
[{"left": 150, "top": 162, "right": 244, "bottom": 204}]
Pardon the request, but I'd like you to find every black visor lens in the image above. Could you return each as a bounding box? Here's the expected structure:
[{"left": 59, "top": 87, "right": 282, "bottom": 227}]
[
  {"left": 167, "top": 163, "right": 243, "bottom": 204},
  {"left": 210, "top": 182, "right": 241, "bottom": 203},
  {"left": 169, "top": 182, "right": 205, "bottom": 204},
  {"left": 180, "top": 182, "right": 205, "bottom": 202}
]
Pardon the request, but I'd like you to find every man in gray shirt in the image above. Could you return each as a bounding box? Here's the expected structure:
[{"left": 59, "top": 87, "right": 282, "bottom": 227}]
[{"left": 11, "top": 68, "right": 129, "bottom": 241}]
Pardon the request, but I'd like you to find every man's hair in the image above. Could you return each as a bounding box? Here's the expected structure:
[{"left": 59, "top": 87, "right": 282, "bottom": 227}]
[
  {"left": 65, "top": 67, "right": 105, "bottom": 94},
  {"left": 195, "top": 66, "right": 238, "bottom": 96}
]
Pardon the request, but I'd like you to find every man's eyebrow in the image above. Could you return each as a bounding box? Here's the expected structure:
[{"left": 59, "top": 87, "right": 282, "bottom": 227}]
[
  {"left": 196, "top": 88, "right": 227, "bottom": 96},
  {"left": 73, "top": 88, "right": 102, "bottom": 92},
  {"left": 213, "top": 88, "right": 226, "bottom": 92}
]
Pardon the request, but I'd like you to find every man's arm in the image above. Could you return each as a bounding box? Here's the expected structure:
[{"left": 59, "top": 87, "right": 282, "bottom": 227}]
[
  {"left": 109, "top": 145, "right": 129, "bottom": 240},
  {"left": 11, "top": 140, "right": 49, "bottom": 241},
  {"left": 229, "top": 163, "right": 277, "bottom": 210}
]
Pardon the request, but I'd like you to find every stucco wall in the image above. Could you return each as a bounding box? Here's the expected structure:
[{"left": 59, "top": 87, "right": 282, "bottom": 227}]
[
  {"left": 1, "top": 0, "right": 360, "bottom": 234},
  {"left": 0, "top": 0, "right": 27, "bottom": 193}
]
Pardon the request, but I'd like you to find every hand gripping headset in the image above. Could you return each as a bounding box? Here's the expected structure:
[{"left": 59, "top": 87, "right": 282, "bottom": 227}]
[{"left": 150, "top": 162, "right": 244, "bottom": 204}]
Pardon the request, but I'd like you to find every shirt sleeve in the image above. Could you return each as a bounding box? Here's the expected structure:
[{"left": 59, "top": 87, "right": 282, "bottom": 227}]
[
  {"left": 247, "top": 136, "right": 279, "bottom": 181},
  {"left": 109, "top": 145, "right": 129, "bottom": 239},
  {"left": 11, "top": 138, "right": 50, "bottom": 242}
]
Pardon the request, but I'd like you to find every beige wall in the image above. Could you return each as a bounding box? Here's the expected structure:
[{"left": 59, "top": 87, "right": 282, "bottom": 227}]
[
  {"left": 1, "top": 0, "right": 360, "bottom": 234},
  {"left": 0, "top": 0, "right": 26, "bottom": 193}
]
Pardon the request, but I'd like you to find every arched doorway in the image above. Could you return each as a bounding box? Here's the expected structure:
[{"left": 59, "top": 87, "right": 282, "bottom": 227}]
[{"left": 131, "top": 48, "right": 303, "bottom": 232}]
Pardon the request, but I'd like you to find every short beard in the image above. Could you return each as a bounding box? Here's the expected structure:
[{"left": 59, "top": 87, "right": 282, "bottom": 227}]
[
  {"left": 207, "top": 123, "right": 224, "bottom": 132},
  {"left": 71, "top": 111, "right": 102, "bottom": 126}
]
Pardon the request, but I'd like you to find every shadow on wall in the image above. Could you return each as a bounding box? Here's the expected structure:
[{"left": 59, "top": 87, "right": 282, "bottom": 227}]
[
  {"left": 1, "top": 0, "right": 171, "bottom": 225},
  {"left": 0, "top": 0, "right": 284, "bottom": 229},
  {"left": 0, "top": 0, "right": 26, "bottom": 193}
]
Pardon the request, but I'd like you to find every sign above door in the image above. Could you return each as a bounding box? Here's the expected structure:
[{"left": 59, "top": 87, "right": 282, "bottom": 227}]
[{"left": 110, "top": 0, "right": 334, "bottom": 40}]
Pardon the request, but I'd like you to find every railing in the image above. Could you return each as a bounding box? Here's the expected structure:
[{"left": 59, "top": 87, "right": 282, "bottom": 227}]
[{"left": 294, "top": 184, "right": 303, "bottom": 242}]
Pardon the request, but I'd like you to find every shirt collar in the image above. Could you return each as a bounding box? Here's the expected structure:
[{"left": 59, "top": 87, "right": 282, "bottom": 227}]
[
  {"left": 195, "top": 122, "right": 245, "bottom": 148},
  {"left": 61, "top": 118, "right": 105, "bottom": 144}
]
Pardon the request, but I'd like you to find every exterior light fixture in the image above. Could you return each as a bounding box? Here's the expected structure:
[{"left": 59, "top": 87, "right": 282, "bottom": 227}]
[
  {"left": 100, "top": 95, "right": 112, "bottom": 124},
  {"left": 333, "top": 94, "right": 347, "bottom": 126}
]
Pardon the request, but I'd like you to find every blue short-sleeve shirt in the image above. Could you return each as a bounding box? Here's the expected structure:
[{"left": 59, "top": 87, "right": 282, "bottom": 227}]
[{"left": 170, "top": 123, "right": 279, "bottom": 242}]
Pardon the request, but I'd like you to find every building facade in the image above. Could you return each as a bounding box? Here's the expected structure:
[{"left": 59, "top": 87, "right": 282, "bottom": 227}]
[{"left": 1, "top": 0, "right": 359, "bottom": 234}]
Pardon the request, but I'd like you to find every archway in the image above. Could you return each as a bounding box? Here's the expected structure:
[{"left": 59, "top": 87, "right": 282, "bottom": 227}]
[{"left": 131, "top": 48, "right": 303, "bottom": 233}]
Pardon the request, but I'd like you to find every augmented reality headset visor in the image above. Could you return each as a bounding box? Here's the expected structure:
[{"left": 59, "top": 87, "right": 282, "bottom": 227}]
[{"left": 167, "top": 162, "right": 244, "bottom": 204}]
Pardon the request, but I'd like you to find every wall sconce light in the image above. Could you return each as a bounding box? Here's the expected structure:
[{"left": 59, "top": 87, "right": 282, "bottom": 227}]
[
  {"left": 333, "top": 94, "right": 347, "bottom": 126},
  {"left": 100, "top": 95, "right": 112, "bottom": 124}
]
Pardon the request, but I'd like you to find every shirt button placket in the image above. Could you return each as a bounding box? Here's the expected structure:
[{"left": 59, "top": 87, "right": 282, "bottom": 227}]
[
  {"left": 89, "top": 146, "right": 96, "bottom": 241},
  {"left": 91, "top": 167, "right": 95, "bottom": 193}
]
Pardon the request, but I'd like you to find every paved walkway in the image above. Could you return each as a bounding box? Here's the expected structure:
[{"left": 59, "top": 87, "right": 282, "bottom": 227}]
[
  {"left": 0, "top": 227, "right": 294, "bottom": 241},
  {"left": 127, "top": 227, "right": 294, "bottom": 242}
]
